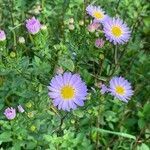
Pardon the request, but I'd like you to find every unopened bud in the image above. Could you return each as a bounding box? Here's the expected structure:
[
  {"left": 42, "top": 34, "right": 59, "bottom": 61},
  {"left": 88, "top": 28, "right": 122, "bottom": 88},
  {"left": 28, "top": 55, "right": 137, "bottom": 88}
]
[
  {"left": 69, "top": 24, "right": 75, "bottom": 30},
  {"left": 26, "top": 102, "right": 32, "bottom": 108},
  {"left": 41, "top": 25, "right": 47, "bottom": 30},
  {"left": 10, "top": 52, "right": 16, "bottom": 58},
  {"left": 18, "top": 37, "right": 25, "bottom": 44},
  {"left": 79, "top": 20, "right": 84, "bottom": 26},
  {"left": 30, "top": 125, "right": 36, "bottom": 131},
  {"left": 69, "top": 18, "right": 74, "bottom": 24},
  {"left": 0, "top": 30, "right": 6, "bottom": 41},
  {"left": 99, "top": 54, "right": 104, "bottom": 59},
  {"left": 55, "top": 66, "right": 64, "bottom": 74}
]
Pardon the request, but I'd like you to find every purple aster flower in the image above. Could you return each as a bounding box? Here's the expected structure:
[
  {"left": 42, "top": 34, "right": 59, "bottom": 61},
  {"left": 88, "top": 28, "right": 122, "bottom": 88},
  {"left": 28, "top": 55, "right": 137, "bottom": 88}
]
[
  {"left": 26, "top": 17, "right": 41, "bottom": 35},
  {"left": 100, "top": 84, "right": 108, "bottom": 94},
  {"left": 103, "top": 17, "right": 131, "bottom": 45},
  {"left": 0, "top": 30, "right": 6, "bottom": 41},
  {"left": 17, "top": 105, "right": 25, "bottom": 113},
  {"left": 109, "top": 76, "right": 133, "bottom": 102},
  {"left": 48, "top": 72, "right": 88, "bottom": 111},
  {"left": 86, "top": 5, "right": 108, "bottom": 23},
  {"left": 4, "top": 107, "right": 16, "bottom": 120},
  {"left": 95, "top": 38, "right": 105, "bottom": 48}
]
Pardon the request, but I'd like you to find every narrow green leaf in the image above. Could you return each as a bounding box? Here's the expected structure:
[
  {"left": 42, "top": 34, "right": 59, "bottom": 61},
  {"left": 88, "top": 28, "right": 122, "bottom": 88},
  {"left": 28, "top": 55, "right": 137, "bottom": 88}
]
[{"left": 92, "top": 128, "right": 136, "bottom": 140}]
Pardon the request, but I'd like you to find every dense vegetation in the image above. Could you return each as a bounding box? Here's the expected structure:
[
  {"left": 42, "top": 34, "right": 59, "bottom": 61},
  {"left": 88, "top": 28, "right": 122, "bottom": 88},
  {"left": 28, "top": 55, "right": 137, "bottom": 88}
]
[{"left": 0, "top": 0, "right": 149, "bottom": 149}]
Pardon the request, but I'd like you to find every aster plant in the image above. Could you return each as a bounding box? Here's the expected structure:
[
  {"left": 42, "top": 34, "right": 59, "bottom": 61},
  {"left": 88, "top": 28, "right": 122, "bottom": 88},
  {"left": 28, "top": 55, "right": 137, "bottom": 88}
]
[
  {"left": 48, "top": 72, "right": 88, "bottom": 111},
  {"left": 0, "top": 1, "right": 148, "bottom": 149},
  {"left": 100, "top": 77, "right": 134, "bottom": 102},
  {"left": 103, "top": 17, "right": 131, "bottom": 45},
  {"left": 109, "top": 76, "right": 134, "bottom": 102},
  {"left": 86, "top": 5, "right": 108, "bottom": 23}
]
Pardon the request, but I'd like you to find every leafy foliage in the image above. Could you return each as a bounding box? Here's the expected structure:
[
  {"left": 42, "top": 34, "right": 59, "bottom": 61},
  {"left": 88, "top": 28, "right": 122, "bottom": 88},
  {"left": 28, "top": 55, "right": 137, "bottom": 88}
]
[{"left": 0, "top": 0, "right": 149, "bottom": 149}]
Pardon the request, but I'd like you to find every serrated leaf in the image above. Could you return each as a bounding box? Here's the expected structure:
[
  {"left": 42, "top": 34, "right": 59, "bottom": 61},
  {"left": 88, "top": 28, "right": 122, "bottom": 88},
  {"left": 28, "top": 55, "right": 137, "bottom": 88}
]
[
  {"left": 60, "top": 59, "right": 75, "bottom": 72},
  {"left": 0, "top": 131, "right": 12, "bottom": 143}
]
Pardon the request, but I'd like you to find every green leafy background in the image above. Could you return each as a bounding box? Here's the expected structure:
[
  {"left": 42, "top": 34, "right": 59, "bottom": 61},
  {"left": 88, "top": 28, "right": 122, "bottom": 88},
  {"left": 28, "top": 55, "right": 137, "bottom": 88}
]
[{"left": 0, "top": 0, "right": 149, "bottom": 149}]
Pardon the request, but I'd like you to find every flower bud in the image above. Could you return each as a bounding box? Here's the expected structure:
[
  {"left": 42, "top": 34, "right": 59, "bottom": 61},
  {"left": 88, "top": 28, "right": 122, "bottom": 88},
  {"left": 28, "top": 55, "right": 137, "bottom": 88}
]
[
  {"left": 10, "top": 52, "right": 16, "bottom": 58},
  {"left": 26, "top": 17, "right": 41, "bottom": 35},
  {"left": 79, "top": 20, "right": 84, "bottom": 26},
  {"left": 99, "top": 54, "right": 104, "bottom": 59},
  {"left": 69, "top": 18, "right": 74, "bottom": 24},
  {"left": 86, "top": 93, "right": 91, "bottom": 100},
  {"left": 95, "top": 38, "right": 105, "bottom": 48},
  {"left": 18, "top": 37, "right": 25, "bottom": 44},
  {"left": 41, "top": 25, "right": 47, "bottom": 30},
  {"left": 0, "top": 30, "right": 6, "bottom": 41},
  {"left": 27, "top": 112, "right": 34, "bottom": 118},
  {"left": 26, "top": 102, "right": 32, "bottom": 108},
  {"left": 87, "top": 22, "right": 100, "bottom": 32},
  {"left": 17, "top": 105, "right": 25, "bottom": 113},
  {"left": 4, "top": 107, "right": 16, "bottom": 120},
  {"left": 55, "top": 66, "right": 64, "bottom": 74},
  {"left": 69, "top": 24, "right": 75, "bottom": 30},
  {"left": 71, "top": 119, "right": 75, "bottom": 124},
  {"left": 30, "top": 125, "right": 36, "bottom": 131}
]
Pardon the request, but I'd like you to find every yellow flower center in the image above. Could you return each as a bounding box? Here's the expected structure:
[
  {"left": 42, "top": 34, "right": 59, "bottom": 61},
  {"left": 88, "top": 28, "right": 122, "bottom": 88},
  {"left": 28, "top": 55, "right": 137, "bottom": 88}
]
[
  {"left": 61, "top": 85, "right": 75, "bottom": 100},
  {"left": 93, "top": 11, "right": 103, "bottom": 19},
  {"left": 111, "top": 26, "right": 122, "bottom": 37},
  {"left": 115, "top": 86, "right": 125, "bottom": 95}
]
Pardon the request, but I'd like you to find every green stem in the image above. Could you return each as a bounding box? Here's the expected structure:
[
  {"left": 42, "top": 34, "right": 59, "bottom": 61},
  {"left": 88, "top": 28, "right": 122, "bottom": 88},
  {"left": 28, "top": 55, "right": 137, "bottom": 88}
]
[
  {"left": 8, "top": 0, "right": 16, "bottom": 50},
  {"left": 41, "top": 0, "right": 45, "bottom": 10},
  {"left": 116, "top": 0, "right": 121, "bottom": 14},
  {"left": 114, "top": 45, "right": 118, "bottom": 65},
  {"left": 12, "top": 30, "right": 16, "bottom": 50},
  {"left": 29, "top": 34, "right": 34, "bottom": 45}
]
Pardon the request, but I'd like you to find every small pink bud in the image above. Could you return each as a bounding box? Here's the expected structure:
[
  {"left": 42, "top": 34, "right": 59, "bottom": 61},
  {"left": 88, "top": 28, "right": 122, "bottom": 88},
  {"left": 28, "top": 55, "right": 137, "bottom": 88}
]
[
  {"left": 87, "top": 22, "right": 100, "bottom": 32},
  {"left": 17, "top": 105, "right": 25, "bottom": 113},
  {"left": 95, "top": 38, "right": 105, "bottom": 48},
  {"left": 4, "top": 107, "right": 16, "bottom": 120},
  {"left": 26, "top": 17, "right": 41, "bottom": 35},
  {"left": 0, "top": 30, "right": 6, "bottom": 41}
]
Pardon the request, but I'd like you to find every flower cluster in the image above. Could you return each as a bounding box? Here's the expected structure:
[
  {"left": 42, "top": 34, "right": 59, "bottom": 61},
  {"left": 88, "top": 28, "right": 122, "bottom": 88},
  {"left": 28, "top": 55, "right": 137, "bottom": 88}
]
[
  {"left": 86, "top": 4, "right": 131, "bottom": 45},
  {"left": 46, "top": 5, "right": 133, "bottom": 111},
  {"left": 1, "top": 7, "right": 134, "bottom": 114},
  {"left": 0, "top": 16, "right": 43, "bottom": 44},
  {"left": 48, "top": 74, "right": 133, "bottom": 111},
  {"left": 4, "top": 105, "right": 25, "bottom": 120}
]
